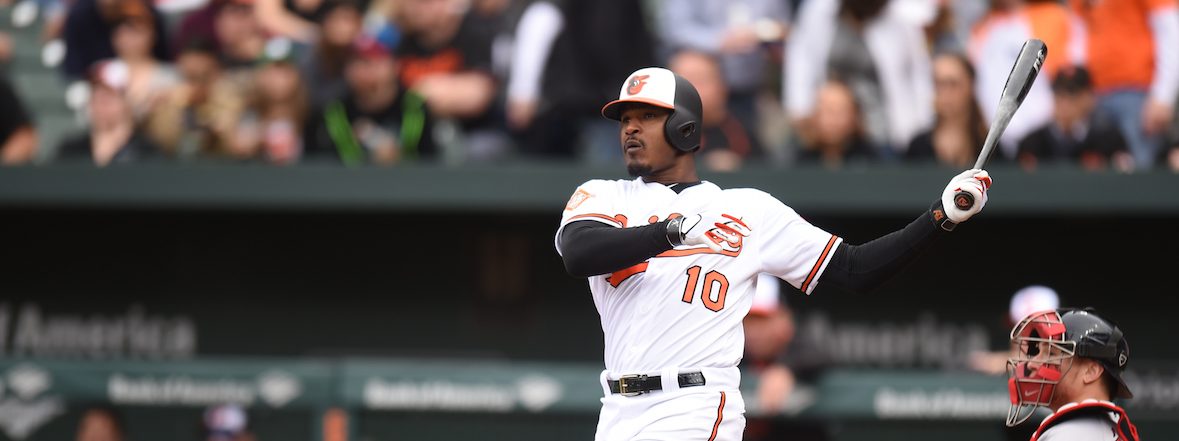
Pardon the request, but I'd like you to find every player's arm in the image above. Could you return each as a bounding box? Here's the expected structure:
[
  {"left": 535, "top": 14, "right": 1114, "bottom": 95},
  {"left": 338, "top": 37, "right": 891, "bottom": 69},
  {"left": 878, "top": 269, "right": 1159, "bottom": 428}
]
[
  {"left": 558, "top": 221, "right": 674, "bottom": 277},
  {"left": 559, "top": 215, "right": 740, "bottom": 277},
  {"left": 821, "top": 201, "right": 946, "bottom": 293},
  {"left": 819, "top": 170, "right": 991, "bottom": 294}
]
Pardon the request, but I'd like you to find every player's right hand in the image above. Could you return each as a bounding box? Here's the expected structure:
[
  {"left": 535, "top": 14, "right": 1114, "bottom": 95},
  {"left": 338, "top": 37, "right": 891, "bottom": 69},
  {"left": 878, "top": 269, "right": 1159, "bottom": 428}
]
[{"left": 670, "top": 214, "right": 752, "bottom": 252}]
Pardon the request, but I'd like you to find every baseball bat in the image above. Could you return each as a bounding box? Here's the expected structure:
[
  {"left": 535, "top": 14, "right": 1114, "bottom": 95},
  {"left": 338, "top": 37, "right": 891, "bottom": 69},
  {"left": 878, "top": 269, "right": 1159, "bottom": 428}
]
[{"left": 954, "top": 39, "right": 1048, "bottom": 211}]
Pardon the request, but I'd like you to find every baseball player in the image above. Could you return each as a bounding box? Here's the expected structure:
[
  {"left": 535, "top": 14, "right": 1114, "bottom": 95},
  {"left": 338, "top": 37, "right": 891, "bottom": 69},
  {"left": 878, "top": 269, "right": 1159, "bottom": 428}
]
[
  {"left": 555, "top": 67, "right": 992, "bottom": 441},
  {"left": 1006, "top": 309, "right": 1139, "bottom": 441}
]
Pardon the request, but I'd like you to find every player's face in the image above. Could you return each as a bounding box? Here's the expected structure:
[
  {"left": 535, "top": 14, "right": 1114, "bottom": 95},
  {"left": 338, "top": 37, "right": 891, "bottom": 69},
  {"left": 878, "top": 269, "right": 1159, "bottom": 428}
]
[{"left": 618, "top": 105, "right": 676, "bottom": 178}]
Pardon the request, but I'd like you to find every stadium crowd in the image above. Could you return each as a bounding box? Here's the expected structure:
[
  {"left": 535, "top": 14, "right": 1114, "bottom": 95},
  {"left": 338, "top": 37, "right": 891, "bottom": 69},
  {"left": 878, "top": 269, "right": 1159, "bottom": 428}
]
[{"left": 0, "top": 0, "right": 1176, "bottom": 171}]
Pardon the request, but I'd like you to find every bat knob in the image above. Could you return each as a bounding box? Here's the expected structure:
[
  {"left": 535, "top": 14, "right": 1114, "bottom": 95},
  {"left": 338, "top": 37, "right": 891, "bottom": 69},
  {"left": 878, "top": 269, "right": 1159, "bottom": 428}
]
[{"left": 954, "top": 191, "right": 975, "bottom": 210}]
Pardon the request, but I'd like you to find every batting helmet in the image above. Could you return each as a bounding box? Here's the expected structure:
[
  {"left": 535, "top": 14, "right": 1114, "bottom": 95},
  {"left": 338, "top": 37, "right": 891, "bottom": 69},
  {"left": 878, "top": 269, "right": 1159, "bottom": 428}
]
[
  {"left": 1005, "top": 308, "right": 1131, "bottom": 426},
  {"left": 601, "top": 67, "right": 702, "bottom": 152}
]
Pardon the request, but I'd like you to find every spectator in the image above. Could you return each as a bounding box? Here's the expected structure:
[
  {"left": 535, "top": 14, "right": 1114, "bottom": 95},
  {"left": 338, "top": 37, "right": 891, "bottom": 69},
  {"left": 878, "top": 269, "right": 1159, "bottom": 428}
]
[
  {"left": 75, "top": 405, "right": 126, "bottom": 441},
  {"left": 968, "top": 0, "right": 1085, "bottom": 159},
  {"left": 304, "top": 35, "right": 435, "bottom": 165},
  {"left": 1072, "top": 0, "right": 1179, "bottom": 169},
  {"left": 232, "top": 38, "right": 309, "bottom": 165},
  {"left": 144, "top": 37, "right": 246, "bottom": 160},
  {"left": 252, "top": 0, "right": 330, "bottom": 42},
  {"left": 505, "top": 0, "right": 656, "bottom": 162},
  {"left": 393, "top": 0, "right": 501, "bottom": 159},
  {"left": 932, "top": 0, "right": 989, "bottom": 52},
  {"left": 299, "top": 0, "right": 366, "bottom": 109},
  {"left": 795, "top": 79, "right": 878, "bottom": 168},
  {"left": 742, "top": 274, "right": 796, "bottom": 412},
  {"left": 0, "top": 76, "right": 38, "bottom": 165},
  {"left": 656, "top": 0, "right": 790, "bottom": 136},
  {"left": 786, "top": 0, "right": 933, "bottom": 158},
  {"left": 741, "top": 274, "right": 796, "bottom": 440},
  {"left": 742, "top": 274, "right": 832, "bottom": 441},
  {"left": 62, "top": 0, "right": 169, "bottom": 79},
  {"left": 1017, "top": 66, "right": 1133, "bottom": 172},
  {"left": 203, "top": 404, "right": 256, "bottom": 441},
  {"left": 906, "top": 52, "right": 986, "bottom": 168},
  {"left": 214, "top": 0, "right": 268, "bottom": 72},
  {"left": 56, "top": 61, "right": 165, "bottom": 166},
  {"left": 669, "top": 49, "right": 760, "bottom": 172},
  {"left": 106, "top": 8, "right": 180, "bottom": 121}
]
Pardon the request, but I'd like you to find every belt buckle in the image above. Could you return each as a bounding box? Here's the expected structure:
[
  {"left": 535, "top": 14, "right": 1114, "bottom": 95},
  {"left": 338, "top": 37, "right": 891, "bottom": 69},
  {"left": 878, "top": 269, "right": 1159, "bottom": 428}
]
[{"left": 618, "top": 374, "right": 647, "bottom": 397}]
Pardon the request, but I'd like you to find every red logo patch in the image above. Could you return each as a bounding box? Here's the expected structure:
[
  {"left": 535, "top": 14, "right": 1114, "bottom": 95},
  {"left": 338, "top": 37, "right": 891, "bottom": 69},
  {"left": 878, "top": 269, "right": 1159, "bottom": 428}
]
[{"left": 626, "top": 75, "right": 650, "bottom": 95}]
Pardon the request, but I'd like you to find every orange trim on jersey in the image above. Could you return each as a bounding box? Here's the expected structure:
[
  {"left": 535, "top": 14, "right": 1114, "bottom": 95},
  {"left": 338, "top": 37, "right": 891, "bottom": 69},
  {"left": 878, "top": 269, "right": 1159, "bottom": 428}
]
[
  {"left": 657, "top": 247, "right": 740, "bottom": 258},
  {"left": 708, "top": 391, "right": 726, "bottom": 441},
  {"left": 800, "top": 235, "right": 839, "bottom": 293},
  {"left": 721, "top": 214, "right": 749, "bottom": 230},
  {"left": 607, "top": 262, "right": 649, "bottom": 288},
  {"left": 568, "top": 213, "right": 628, "bottom": 227}
]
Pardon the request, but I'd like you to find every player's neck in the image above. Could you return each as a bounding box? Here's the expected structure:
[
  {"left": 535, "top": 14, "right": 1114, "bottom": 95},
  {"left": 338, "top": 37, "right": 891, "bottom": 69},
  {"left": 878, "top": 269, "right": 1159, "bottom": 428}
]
[{"left": 640, "top": 158, "right": 699, "bottom": 186}]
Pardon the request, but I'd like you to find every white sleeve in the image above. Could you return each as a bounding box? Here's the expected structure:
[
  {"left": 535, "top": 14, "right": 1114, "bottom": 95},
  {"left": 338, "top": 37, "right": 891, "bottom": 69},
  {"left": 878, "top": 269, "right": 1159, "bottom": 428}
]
[
  {"left": 554, "top": 180, "right": 621, "bottom": 255},
  {"left": 506, "top": 1, "right": 564, "bottom": 103},
  {"left": 1149, "top": 6, "right": 1179, "bottom": 105},
  {"left": 755, "top": 194, "right": 843, "bottom": 295}
]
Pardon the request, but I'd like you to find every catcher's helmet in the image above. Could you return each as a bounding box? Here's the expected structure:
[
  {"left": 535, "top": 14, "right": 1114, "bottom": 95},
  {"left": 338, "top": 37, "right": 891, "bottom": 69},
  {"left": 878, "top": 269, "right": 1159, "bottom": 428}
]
[
  {"left": 601, "top": 67, "right": 702, "bottom": 152},
  {"left": 1005, "top": 308, "right": 1131, "bottom": 426}
]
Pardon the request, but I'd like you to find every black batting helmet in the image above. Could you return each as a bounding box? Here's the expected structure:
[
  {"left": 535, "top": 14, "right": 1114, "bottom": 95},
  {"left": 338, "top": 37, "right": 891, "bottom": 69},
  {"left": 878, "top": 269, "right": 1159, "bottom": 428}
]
[{"left": 601, "top": 67, "right": 702, "bottom": 152}]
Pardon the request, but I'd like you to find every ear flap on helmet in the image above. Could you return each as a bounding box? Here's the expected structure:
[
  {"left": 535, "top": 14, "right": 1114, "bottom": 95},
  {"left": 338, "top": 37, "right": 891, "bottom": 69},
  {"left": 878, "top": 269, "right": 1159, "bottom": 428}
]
[{"left": 664, "top": 74, "right": 702, "bottom": 152}]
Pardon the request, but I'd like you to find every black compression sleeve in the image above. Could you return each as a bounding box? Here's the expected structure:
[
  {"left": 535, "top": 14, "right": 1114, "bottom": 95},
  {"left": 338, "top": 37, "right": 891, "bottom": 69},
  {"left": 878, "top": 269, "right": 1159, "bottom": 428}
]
[
  {"left": 820, "top": 201, "right": 949, "bottom": 294},
  {"left": 559, "top": 220, "right": 675, "bottom": 277}
]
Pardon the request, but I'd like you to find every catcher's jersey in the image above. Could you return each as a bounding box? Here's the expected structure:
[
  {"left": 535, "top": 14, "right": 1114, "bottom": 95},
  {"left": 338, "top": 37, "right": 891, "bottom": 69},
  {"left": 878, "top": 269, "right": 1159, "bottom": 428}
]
[{"left": 555, "top": 178, "right": 842, "bottom": 373}]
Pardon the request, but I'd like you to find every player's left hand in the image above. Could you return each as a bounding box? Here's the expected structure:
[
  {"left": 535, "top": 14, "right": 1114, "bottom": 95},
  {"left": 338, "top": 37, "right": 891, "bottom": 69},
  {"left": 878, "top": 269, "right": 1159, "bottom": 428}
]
[
  {"left": 670, "top": 214, "right": 752, "bottom": 252},
  {"left": 941, "top": 169, "right": 992, "bottom": 223}
]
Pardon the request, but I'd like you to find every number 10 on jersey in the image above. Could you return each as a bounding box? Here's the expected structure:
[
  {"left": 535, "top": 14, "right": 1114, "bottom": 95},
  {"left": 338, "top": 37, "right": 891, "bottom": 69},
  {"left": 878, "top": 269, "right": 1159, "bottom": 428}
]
[{"left": 682, "top": 266, "right": 729, "bottom": 312}]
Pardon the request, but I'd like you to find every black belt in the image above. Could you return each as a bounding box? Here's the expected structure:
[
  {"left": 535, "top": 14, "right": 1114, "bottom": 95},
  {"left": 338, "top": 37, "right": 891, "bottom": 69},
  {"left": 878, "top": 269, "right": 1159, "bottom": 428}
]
[{"left": 607, "top": 372, "right": 706, "bottom": 396}]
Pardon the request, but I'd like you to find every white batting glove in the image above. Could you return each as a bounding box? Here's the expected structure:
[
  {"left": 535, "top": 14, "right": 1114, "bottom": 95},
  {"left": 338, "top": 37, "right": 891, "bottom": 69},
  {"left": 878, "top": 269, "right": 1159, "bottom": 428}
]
[
  {"left": 940, "top": 169, "right": 993, "bottom": 223},
  {"left": 667, "top": 214, "right": 752, "bottom": 251}
]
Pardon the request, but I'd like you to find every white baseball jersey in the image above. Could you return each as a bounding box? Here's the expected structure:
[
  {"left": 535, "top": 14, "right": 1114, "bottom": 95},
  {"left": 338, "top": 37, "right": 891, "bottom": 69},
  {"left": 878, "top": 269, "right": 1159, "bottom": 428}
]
[{"left": 556, "top": 178, "right": 842, "bottom": 373}]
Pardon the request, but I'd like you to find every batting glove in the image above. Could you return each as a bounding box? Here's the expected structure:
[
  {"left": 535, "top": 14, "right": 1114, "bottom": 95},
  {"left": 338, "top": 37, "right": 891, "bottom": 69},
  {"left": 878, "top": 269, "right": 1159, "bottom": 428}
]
[
  {"left": 941, "top": 169, "right": 992, "bottom": 224},
  {"left": 666, "top": 214, "right": 752, "bottom": 252}
]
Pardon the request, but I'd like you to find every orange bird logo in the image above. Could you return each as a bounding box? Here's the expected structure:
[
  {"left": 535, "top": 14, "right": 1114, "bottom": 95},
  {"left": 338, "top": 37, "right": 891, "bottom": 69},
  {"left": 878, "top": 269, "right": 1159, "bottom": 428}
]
[{"left": 626, "top": 75, "right": 650, "bottom": 95}]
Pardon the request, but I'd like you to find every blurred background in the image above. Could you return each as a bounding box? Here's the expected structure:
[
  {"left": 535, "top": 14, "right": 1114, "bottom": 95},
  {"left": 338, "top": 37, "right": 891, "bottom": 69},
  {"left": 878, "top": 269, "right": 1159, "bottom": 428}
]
[{"left": 0, "top": 0, "right": 1178, "bottom": 440}]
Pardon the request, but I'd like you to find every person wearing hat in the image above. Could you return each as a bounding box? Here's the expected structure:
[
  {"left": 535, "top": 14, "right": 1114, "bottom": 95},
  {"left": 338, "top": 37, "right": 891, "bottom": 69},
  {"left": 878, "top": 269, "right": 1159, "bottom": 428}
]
[
  {"left": 555, "top": 66, "right": 994, "bottom": 440},
  {"left": 1006, "top": 308, "right": 1138, "bottom": 441},
  {"left": 304, "top": 35, "right": 434, "bottom": 165},
  {"left": 1016, "top": 66, "right": 1134, "bottom": 172},
  {"left": 231, "top": 38, "right": 309, "bottom": 164}
]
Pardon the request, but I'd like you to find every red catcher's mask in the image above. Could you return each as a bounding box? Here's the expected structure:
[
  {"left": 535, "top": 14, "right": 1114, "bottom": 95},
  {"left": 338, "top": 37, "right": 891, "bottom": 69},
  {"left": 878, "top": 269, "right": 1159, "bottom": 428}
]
[{"left": 1006, "top": 310, "right": 1076, "bottom": 427}]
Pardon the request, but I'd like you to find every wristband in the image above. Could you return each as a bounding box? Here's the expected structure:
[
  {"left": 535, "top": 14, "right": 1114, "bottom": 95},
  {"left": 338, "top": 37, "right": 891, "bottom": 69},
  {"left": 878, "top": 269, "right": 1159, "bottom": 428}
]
[
  {"left": 930, "top": 200, "right": 957, "bottom": 232},
  {"left": 665, "top": 217, "right": 685, "bottom": 246}
]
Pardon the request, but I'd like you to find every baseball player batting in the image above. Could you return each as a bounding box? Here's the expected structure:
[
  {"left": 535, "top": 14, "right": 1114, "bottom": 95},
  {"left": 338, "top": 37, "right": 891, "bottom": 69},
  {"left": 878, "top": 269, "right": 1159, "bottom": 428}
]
[{"left": 555, "top": 67, "right": 992, "bottom": 441}]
